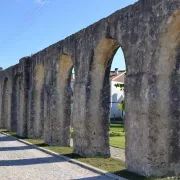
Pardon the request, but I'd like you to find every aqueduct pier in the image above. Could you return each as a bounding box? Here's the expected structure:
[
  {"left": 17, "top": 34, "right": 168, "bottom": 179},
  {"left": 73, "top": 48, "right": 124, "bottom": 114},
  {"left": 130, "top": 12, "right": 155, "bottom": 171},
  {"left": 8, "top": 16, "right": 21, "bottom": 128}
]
[{"left": 0, "top": 0, "right": 180, "bottom": 177}]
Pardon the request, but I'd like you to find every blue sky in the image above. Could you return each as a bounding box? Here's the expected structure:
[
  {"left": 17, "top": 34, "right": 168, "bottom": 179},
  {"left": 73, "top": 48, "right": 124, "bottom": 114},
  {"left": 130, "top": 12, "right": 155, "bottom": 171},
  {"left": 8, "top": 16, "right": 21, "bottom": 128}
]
[{"left": 0, "top": 0, "right": 137, "bottom": 70}]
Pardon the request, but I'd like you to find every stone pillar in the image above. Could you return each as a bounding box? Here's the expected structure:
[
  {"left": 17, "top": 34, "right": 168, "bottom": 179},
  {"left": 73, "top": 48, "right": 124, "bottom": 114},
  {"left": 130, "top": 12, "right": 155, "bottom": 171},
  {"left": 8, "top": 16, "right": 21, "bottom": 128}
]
[
  {"left": 18, "top": 58, "right": 30, "bottom": 137},
  {"left": 44, "top": 54, "right": 73, "bottom": 146},
  {"left": 125, "top": 10, "right": 180, "bottom": 177},
  {"left": 28, "top": 64, "right": 45, "bottom": 139},
  {"left": 1, "top": 78, "right": 10, "bottom": 129},
  {"left": 73, "top": 38, "right": 119, "bottom": 157},
  {"left": 73, "top": 77, "right": 111, "bottom": 157},
  {"left": 73, "top": 82, "right": 89, "bottom": 156},
  {"left": 11, "top": 75, "right": 20, "bottom": 132},
  {"left": 11, "top": 58, "right": 30, "bottom": 136},
  {"left": 0, "top": 77, "right": 2, "bottom": 128}
]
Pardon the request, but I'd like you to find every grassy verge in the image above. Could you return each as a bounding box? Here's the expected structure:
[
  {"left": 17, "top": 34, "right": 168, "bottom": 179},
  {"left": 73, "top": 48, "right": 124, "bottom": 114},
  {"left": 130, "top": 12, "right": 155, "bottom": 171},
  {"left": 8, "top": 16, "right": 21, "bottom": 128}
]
[
  {"left": 110, "top": 123, "right": 125, "bottom": 149},
  {"left": 0, "top": 129, "right": 171, "bottom": 180},
  {"left": 71, "top": 124, "right": 126, "bottom": 149}
]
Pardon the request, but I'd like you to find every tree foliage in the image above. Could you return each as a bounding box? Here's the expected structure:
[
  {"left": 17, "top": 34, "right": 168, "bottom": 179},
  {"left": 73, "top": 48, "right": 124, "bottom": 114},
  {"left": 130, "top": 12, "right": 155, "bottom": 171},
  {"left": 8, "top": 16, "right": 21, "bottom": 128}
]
[
  {"left": 114, "top": 83, "right": 125, "bottom": 111},
  {"left": 114, "top": 83, "right": 124, "bottom": 91},
  {"left": 118, "top": 100, "right": 125, "bottom": 111}
]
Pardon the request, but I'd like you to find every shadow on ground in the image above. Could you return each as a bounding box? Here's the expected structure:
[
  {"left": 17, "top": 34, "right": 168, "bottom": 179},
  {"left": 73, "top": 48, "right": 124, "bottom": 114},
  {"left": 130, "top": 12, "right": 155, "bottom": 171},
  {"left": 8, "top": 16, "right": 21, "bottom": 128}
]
[
  {"left": 0, "top": 136, "right": 16, "bottom": 142},
  {"left": 0, "top": 146, "right": 34, "bottom": 151},
  {"left": 0, "top": 156, "right": 65, "bottom": 166}
]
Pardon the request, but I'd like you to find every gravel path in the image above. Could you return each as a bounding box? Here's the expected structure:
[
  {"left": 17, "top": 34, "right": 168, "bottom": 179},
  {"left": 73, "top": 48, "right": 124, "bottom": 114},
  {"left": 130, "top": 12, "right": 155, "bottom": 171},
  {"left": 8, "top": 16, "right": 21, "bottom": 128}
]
[
  {"left": 110, "top": 147, "right": 125, "bottom": 162},
  {"left": 0, "top": 133, "right": 116, "bottom": 180}
]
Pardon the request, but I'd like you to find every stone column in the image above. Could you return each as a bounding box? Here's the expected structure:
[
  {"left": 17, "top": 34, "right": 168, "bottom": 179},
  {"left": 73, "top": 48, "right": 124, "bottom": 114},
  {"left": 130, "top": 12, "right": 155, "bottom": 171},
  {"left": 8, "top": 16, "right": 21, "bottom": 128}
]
[
  {"left": 125, "top": 10, "right": 180, "bottom": 177},
  {"left": 1, "top": 78, "right": 10, "bottom": 130},
  {"left": 11, "top": 75, "right": 20, "bottom": 132},
  {"left": 44, "top": 54, "right": 73, "bottom": 146},
  {"left": 28, "top": 64, "right": 45, "bottom": 139},
  {"left": 73, "top": 39, "right": 119, "bottom": 157},
  {"left": 17, "top": 58, "right": 30, "bottom": 137}
]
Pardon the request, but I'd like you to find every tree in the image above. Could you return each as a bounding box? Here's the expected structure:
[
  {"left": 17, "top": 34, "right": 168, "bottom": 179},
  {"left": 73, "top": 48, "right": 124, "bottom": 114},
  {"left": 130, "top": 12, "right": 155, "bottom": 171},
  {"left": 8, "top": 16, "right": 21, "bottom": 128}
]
[
  {"left": 114, "top": 83, "right": 124, "bottom": 90},
  {"left": 118, "top": 100, "right": 125, "bottom": 117},
  {"left": 0, "top": 67, "right": 3, "bottom": 71}
]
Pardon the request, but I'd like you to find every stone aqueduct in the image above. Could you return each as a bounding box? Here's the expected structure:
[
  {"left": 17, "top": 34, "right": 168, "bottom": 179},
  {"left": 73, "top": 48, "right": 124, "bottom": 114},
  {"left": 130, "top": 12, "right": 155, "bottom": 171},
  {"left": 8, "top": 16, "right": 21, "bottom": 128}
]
[{"left": 0, "top": 0, "right": 180, "bottom": 177}]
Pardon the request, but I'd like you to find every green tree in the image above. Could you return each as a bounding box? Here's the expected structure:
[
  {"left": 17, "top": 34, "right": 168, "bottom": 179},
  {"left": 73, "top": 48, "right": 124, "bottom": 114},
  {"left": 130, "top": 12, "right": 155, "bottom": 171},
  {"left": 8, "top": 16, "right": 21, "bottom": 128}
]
[
  {"left": 118, "top": 100, "right": 125, "bottom": 113},
  {"left": 114, "top": 83, "right": 124, "bottom": 90},
  {"left": 0, "top": 67, "right": 3, "bottom": 71}
]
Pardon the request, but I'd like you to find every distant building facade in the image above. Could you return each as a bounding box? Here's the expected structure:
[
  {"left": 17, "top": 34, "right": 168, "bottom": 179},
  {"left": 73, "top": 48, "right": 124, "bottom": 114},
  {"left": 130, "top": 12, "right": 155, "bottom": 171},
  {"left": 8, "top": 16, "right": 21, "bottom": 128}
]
[
  {"left": 110, "top": 69, "right": 125, "bottom": 120},
  {"left": 71, "top": 68, "right": 125, "bottom": 120}
]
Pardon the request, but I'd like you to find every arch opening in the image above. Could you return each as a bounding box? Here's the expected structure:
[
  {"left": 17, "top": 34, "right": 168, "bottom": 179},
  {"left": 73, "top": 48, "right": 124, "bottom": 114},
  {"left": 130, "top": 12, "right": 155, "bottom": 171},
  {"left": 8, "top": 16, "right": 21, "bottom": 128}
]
[
  {"left": 76, "top": 38, "right": 127, "bottom": 157},
  {"left": 70, "top": 67, "right": 75, "bottom": 148},
  {"left": 93, "top": 38, "right": 127, "bottom": 157},
  {"left": 109, "top": 47, "right": 126, "bottom": 155}
]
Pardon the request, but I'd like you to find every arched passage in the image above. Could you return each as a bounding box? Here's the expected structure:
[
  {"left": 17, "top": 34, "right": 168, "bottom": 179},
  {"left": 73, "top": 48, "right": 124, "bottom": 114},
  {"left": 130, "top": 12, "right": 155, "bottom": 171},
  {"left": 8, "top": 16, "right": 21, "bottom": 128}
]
[
  {"left": 73, "top": 38, "right": 126, "bottom": 157},
  {"left": 1, "top": 77, "right": 10, "bottom": 129},
  {"left": 70, "top": 67, "right": 75, "bottom": 146},
  {"left": 88, "top": 38, "right": 121, "bottom": 156},
  {"left": 109, "top": 48, "right": 126, "bottom": 158},
  {"left": 110, "top": 48, "right": 126, "bottom": 121},
  {"left": 44, "top": 53, "right": 73, "bottom": 146}
]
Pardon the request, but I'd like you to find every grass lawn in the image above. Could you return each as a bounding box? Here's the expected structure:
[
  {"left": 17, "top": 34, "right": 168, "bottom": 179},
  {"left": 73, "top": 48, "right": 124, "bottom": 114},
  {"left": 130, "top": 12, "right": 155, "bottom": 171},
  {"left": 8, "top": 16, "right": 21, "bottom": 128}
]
[
  {"left": 71, "top": 124, "right": 125, "bottom": 149},
  {"left": 110, "top": 123, "right": 125, "bottom": 149},
  {"left": 0, "top": 128, "right": 172, "bottom": 180},
  {"left": 110, "top": 123, "right": 124, "bottom": 132}
]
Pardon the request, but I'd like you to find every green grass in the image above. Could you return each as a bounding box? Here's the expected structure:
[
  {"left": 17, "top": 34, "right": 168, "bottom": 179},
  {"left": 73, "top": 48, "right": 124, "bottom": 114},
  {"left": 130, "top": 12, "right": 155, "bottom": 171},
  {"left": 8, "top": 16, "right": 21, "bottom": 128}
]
[
  {"left": 110, "top": 123, "right": 125, "bottom": 149},
  {"left": 0, "top": 128, "right": 173, "bottom": 180},
  {"left": 110, "top": 136, "right": 125, "bottom": 149},
  {"left": 110, "top": 123, "right": 124, "bottom": 133},
  {"left": 71, "top": 124, "right": 126, "bottom": 149}
]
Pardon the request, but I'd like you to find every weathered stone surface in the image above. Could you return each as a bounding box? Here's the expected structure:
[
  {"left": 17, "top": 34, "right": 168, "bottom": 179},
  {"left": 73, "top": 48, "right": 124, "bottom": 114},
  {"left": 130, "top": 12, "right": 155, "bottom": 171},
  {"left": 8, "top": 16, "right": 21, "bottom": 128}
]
[
  {"left": 0, "top": 58, "right": 30, "bottom": 136},
  {"left": 0, "top": 0, "right": 180, "bottom": 177}
]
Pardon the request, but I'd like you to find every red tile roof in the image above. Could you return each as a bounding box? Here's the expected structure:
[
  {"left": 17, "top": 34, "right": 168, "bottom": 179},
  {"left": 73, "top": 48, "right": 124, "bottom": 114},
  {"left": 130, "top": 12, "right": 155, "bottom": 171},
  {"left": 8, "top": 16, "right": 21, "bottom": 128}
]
[
  {"left": 110, "top": 71, "right": 126, "bottom": 83},
  {"left": 71, "top": 70, "right": 126, "bottom": 83}
]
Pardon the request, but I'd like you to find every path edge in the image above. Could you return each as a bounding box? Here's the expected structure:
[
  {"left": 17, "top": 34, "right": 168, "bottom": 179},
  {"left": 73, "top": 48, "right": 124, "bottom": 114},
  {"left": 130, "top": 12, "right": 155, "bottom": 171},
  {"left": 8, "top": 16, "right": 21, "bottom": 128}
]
[{"left": 0, "top": 132, "right": 127, "bottom": 180}]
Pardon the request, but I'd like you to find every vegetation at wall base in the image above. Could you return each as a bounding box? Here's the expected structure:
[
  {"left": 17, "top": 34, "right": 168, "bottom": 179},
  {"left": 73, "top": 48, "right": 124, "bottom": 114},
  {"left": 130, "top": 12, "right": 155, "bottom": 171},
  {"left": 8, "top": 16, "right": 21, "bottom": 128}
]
[
  {"left": 110, "top": 123, "right": 125, "bottom": 149},
  {"left": 71, "top": 123, "right": 125, "bottom": 149}
]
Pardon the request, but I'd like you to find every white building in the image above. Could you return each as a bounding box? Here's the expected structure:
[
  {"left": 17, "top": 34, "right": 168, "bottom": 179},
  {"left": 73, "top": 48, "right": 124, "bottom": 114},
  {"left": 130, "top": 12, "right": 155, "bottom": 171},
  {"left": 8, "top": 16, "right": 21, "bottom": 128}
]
[
  {"left": 71, "top": 69, "right": 125, "bottom": 120},
  {"left": 110, "top": 69, "right": 125, "bottom": 120}
]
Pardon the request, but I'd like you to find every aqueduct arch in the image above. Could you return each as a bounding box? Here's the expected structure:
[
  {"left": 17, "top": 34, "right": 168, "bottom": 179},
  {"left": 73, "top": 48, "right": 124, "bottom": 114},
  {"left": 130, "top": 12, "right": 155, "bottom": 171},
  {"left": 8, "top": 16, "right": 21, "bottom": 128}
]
[
  {"left": 73, "top": 38, "right": 122, "bottom": 157},
  {"left": 0, "top": 0, "right": 180, "bottom": 178}
]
